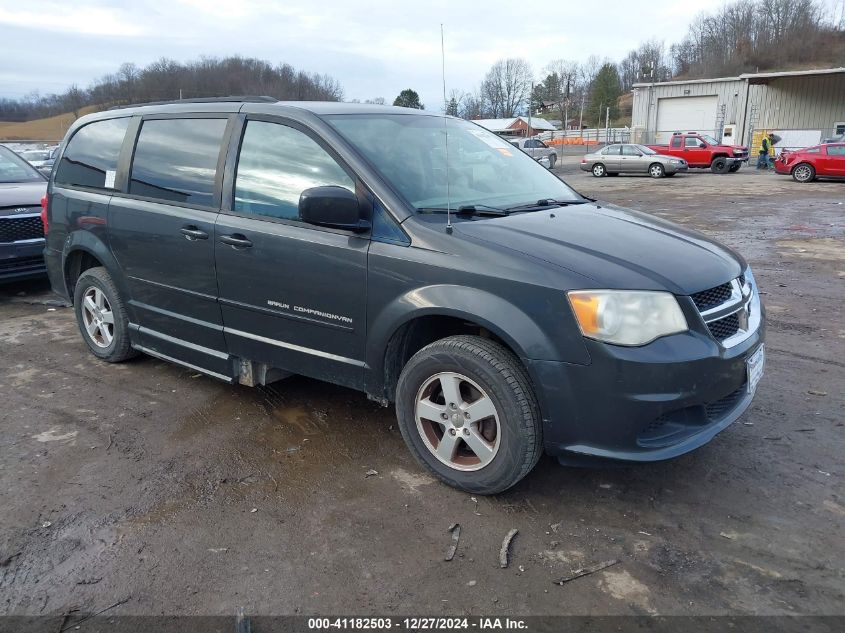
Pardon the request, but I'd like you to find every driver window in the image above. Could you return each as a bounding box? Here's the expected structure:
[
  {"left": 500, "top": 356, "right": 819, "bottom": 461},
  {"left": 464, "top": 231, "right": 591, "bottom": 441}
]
[
  {"left": 622, "top": 145, "right": 641, "bottom": 156},
  {"left": 684, "top": 137, "right": 700, "bottom": 148},
  {"left": 234, "top": 120, "right": 354, "bottom": 221}
]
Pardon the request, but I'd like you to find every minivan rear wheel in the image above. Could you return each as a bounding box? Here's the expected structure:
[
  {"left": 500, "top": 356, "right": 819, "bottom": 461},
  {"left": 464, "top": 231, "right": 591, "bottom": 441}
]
[
  {"left": 73, "top": 267, "right": 136, "bottom": 362},
  {"left": 395, "top": 335, "right": 542, "bottom": 494}
]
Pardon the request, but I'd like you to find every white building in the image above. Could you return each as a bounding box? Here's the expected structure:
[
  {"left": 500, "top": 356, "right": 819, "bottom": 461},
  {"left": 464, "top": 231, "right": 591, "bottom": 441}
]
[{"left": 631, "top": 67, "right": 845, "bottom": 150}]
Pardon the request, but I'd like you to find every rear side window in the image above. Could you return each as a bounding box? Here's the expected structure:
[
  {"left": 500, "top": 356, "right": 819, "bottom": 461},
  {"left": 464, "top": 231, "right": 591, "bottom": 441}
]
[
  {"left": 129, "top": 118, "right": 228, "bottom": 207},
  {"left": 601, "top": 145, "right": 620, "bottom": 155},
  {"left": 233, "top": 120, "right": 354, "bottom": 221},
  {"left": 54, "top": 118, "right": 130, "bottom": 189},
  {"left": 671, "top": 137, "right": 682, "bottom": 148}
]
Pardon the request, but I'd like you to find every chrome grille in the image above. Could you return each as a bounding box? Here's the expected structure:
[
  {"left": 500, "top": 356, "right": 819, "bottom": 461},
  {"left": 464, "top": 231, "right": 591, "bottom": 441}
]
[
  {"left": 707, "top": 313, "right": 740, "bottom": 340},
  {"left": 690, "top": 282, "right": 732, "bottom": 312},
  {"left": 690, "top": 273, "right": 758, "bottom": 347},
  {"left": 0, "top": 216, "right": 44, "bottom": 242}
]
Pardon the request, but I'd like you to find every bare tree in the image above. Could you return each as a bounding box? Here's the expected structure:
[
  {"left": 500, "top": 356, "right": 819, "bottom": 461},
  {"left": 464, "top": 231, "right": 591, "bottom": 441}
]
[
  {"left": 669, "top": 0, "right": 835, "bottom": 77},
  {"left": 480, "top": 58, "right": 533, "bottom": 118}
]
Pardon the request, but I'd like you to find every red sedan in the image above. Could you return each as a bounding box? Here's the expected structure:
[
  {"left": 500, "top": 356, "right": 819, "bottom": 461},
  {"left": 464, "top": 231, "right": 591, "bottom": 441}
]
[{"left": 775, "top": 143, "right": 845, "bottom": 182}]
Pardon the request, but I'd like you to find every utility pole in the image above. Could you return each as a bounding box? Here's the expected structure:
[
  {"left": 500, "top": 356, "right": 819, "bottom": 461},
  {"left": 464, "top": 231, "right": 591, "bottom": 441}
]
[
  {"left": 578, "top": 93, "right": 585, "bottom": 143},
  {"left": 605, "top": 106, "right": 610, "bottom": 144},
  {"left": 527, "top": 81, "right": 533, "bottom": 138}
]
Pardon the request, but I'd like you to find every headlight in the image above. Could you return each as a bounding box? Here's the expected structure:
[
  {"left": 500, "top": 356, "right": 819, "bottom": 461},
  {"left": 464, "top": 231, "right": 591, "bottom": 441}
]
[{"left": 567, "top": 290, "right": 688, "bottom": 346}]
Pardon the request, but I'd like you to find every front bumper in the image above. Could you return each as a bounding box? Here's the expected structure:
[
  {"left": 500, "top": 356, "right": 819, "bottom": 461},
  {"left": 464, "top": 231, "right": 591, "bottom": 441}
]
[
  {"left": 0, "top": 240, "right": 46, "bottom": 282},
  {"left": 529, "top": 310, "right": 765, "bottom": 463}
]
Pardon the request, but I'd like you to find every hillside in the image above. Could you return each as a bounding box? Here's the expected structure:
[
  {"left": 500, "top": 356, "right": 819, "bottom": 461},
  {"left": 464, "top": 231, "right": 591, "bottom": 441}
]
[{"left": 0, "top": 105, "right": 101, "bottom": 141}]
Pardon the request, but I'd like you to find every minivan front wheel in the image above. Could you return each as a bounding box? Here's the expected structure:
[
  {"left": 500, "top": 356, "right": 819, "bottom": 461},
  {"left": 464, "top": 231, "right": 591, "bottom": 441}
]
[
  {"left": 395, "top": 335, "right": 542, "bottom": 494},
  {"left": 73, "top": 267, "right": 136, "bottom": 362}
]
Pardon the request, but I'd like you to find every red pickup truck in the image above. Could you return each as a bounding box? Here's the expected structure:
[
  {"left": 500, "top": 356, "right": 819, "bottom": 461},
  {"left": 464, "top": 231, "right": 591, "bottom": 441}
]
[{"left": 648, "top": 132, "right": 748, "bottom": 173}]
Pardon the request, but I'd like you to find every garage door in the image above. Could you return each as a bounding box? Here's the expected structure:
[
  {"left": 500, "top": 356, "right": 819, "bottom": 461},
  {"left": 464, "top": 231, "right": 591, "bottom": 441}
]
[{"left": 655, "top": 96, "right": 718, "bottom": 144}]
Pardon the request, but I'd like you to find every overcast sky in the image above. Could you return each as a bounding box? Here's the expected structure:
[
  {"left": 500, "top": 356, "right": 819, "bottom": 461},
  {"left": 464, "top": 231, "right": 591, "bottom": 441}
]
[{"left": 0, "top": 0, "right": 837, "bottom": 109}]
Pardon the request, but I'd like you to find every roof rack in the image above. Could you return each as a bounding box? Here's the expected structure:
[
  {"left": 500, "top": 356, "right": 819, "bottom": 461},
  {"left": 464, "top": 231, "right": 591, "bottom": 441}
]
[{"left": 109, "top": 96, "right": 278, "bottom": 110}]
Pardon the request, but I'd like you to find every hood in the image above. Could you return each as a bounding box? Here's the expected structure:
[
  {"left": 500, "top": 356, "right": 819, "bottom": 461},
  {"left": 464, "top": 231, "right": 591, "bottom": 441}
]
[
  {"left": 453, "top": 202, "right": 744, "bottom": 295},
  {"left": 0, "top": 181, "right": 47, "bottom": 213}
]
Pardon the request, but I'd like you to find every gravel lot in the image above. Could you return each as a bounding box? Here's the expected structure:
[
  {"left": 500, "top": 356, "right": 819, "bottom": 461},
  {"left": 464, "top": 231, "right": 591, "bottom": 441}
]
[{"left": 1, "top": 161, "right": 843, "bottom": 617}]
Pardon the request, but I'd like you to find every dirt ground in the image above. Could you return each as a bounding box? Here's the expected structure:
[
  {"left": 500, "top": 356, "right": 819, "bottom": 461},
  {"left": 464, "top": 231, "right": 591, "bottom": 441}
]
[{"left": 1, "top": 161, "right": 843, "bottom": 618}]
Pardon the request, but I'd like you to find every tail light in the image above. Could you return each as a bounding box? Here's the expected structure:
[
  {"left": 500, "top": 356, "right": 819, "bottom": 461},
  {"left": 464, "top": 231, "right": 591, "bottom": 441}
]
[{"left": 40, "top": 194, "right": 48, "bottom": 235}]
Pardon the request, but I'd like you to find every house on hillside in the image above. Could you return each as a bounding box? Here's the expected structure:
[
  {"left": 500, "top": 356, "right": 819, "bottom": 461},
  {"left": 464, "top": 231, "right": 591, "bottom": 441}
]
[
  {"left": 631, "top": 67, "right": 845, "bottom": 150},
  {"left": 472, "top": 116, "right": 558, "bottom": 138}
]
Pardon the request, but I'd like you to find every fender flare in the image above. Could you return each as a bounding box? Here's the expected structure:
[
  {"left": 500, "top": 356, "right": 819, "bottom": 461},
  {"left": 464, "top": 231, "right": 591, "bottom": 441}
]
[
  {"left": 61, "top": 231, "right": 129, "bottom": 306},
  {"left": 364, "top": 284, "right": 589, "bottom": 397}
]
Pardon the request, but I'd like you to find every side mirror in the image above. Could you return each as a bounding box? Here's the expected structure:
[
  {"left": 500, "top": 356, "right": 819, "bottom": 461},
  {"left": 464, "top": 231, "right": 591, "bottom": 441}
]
[
  {"left": 299, "top": 186, "right": 369, "bottom": 232},
  {"left": 698, "top": 142, "right": 707, "bottom": 148}
]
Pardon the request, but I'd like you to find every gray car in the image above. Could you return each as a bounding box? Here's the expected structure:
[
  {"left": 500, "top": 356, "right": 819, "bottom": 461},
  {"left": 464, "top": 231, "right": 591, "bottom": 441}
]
[
  {"left": 0, "top": 145, "right": 47, "bottom": 281},
  {"left": 581, "top": 143, "right": 688, "bottom": 178},
  {"left": 43, "top": 100, "right": 763, "bottom": 494},
  {"left": 509, "top": 137, "right": 557, "bottom": 168}
]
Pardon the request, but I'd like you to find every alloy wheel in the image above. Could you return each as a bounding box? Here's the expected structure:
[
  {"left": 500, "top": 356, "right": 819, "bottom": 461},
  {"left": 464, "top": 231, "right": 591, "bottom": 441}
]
[
  {"left": 81, "top": 286, "right": 115, "bottom": 348},
  {"left": 793, "top": 164, "right": 813, "bottom": 182},
  {"left": 414, "top": 372, "right": 501, "bottom": 472}
]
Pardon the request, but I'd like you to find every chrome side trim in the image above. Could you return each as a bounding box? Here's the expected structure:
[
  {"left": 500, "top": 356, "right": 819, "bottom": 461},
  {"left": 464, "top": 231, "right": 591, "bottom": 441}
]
[
  {"left": 225, "top": 327, "right": 366, "bottom": 368},
  {"left": 131, "top": 343, "right": 234, "bottom": 383}
]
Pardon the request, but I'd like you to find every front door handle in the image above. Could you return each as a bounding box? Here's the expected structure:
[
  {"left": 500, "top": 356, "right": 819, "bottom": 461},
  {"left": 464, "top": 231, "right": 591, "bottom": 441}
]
[
  {"left": 180, "top": 226, "right": 209, "bottom": 240},
  {"left": 219, "top": 234, "right": 253, "bottom": 248}
]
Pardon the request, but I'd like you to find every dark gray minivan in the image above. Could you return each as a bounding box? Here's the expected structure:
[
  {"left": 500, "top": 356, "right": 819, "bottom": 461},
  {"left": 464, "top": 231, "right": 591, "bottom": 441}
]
[{"left": 43, "top": 98, "right": 765, "bottom": 494}]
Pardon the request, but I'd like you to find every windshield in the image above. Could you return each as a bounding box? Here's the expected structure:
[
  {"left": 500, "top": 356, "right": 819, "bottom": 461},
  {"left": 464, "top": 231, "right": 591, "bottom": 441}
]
[
  {"left": 325, "top": 114, "right": 580, "bottom": 211},
  {"left": 700, "top": 134, "right": 719, "bottom": 145},
  {"left": 0, "top": 146, "right": 45, "bottom": 183}
]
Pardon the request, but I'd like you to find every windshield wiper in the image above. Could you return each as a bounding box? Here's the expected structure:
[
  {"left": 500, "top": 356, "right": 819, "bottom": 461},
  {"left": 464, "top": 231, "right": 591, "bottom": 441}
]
[
  {"left": 419, "top": 204, "right": 507, "bottom": 217},
  {"left": 503, "top": 198, "right": 590, "bottom": 212}
]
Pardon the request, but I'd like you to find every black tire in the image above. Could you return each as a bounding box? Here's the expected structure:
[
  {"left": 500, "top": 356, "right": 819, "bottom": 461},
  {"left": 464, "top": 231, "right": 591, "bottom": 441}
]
[
  {"left": 395, "top": 335, "right": 542, "bottom": 495},
  {"left": 648, "top": 163, "right": 665, "bottom": 178},
  {"left": 73, "top": 267, "right": 137, "bottom": 362},
  {"left": 592, "top": 163, "right": 606, "bottom": 177},
  {"left": 710, "top": 157, "right": 730, "bottom": 174},
  {"left": 792, "top": 163, "right": 815, "bottom": 183},
  {"left": 729, "top": 162, "right": 741, "bottom": 172}
]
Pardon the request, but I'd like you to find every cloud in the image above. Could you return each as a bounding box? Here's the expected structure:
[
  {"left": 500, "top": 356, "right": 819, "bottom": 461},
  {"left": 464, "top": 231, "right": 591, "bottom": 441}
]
[
  {"left": 0, "top": 3, "right": 146, "bottom": 37},
  {"left": 0, "top": 0, "right": 737, "bottom": 108}
]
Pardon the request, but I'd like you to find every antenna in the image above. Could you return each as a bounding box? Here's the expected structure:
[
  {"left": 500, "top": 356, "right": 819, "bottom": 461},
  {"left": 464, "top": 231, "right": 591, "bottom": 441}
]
[{"left": 441, "top": 23, "right": 452, "bottom": 233}]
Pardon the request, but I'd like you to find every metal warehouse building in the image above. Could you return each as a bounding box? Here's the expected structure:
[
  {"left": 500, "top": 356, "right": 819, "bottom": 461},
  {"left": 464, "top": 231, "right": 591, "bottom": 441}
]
[{"left": 631, "top": 67, "right": 845, "bottom": 152}]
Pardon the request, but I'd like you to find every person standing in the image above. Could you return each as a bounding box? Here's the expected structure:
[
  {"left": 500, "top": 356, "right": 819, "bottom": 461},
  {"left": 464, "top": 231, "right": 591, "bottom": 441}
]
[
  {"left": 757, "top": 133, "right": 771, "bottom": 169},
  {"left": 757, "top": 133, "right": 776, "bottom": 170}
]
